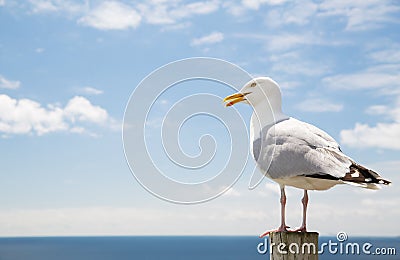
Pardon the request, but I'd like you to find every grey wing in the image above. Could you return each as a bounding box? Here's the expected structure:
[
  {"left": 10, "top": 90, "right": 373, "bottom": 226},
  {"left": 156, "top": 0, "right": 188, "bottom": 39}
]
[{"left": 255, "top": 118, "right": 352, "bottom": 179}]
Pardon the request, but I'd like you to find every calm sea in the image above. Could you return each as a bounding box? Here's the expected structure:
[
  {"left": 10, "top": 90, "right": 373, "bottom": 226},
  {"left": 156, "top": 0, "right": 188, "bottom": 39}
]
[{"left": 0, "top": 236, "right": 398, "bottom": 259}]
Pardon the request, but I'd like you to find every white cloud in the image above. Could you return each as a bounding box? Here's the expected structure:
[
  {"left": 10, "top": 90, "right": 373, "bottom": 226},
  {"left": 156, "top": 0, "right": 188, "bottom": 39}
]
[
  {"left": 340, "top": 97, "right": 400, "bottom": 150},
  {"left": 29, "top": 0, "right": 57, "bottom": 13},
  {"left": 332, "top": 41, "right": 400, "bottom": 150},
  {"left": 145, "top": 117, "right": 163, "bottom": 129},
  {"left": 0, "top": 0, "right": 5, "bottom": 6},
  {"left": 20, "top": 0, "right": 400, "bottom": 33},
  {"left": 272, "top": 59, "right": 329, "bottom": 77},
  {"left": 35, "top": 47, "right": 45, "bottom": 53},
  {"left": 228, "top": 0, "right": 399, "bottom": 31},
  {"left": 267, "top": 34, "right": 314, "bottom": 50},
  {"left": 0, "top": 94, "right": 113, "bottom": 136},
  {"left": 28, "top": 0, "right": 87, "bottom": 15},
  {"left": 0, "top": 207, "right": 161, "bottom": 236},
  {"left": 0, "top": 184, "right": 398, "bottom": 236},
  {"left": 170, "top": 1, "right": 219, "bottom": 19},
  {"left": 242, "top": 0, "right": 287, "bottom": 10},
  {"left": 362, "top": 198, "right": 400, "bottom": 208},
  {"left": 368, "top": 160, "right": 400, "bottom": 176},
  {"left": 323, "top": 70, "right": 400, "bottom": 90},
  {"left": 365, "top": 105, "right": 389, "bottom": 116},
  {"left": 64, "top": 96, "right": 108, "bottom": 124},
  {"left": 78, "top": 1, "right": 141, "bottom": 30},
  {"left": 269, "top": 51, "right": 331, "bottom": 76},
  {"left": 159, "top": 99, "right": 169, "bottom": 105},
  {"left": 297, "top": 98, "right": 343, "bottom": 113},
  {"left": 224, "top": 0, "right": 287, "bottom": 16},
  {"left": 78, "top": 86, "right": 104, "bottom": 95},
  {"left": 138, "top": 0, "right": 219, "bottom": 26},
  {"left": 234, "top": 32, "right": 323, "bottom": 52},
  {"left": 137, "top": 1, "right": 175, "bottom": 25},
  {"left": 223, "top": 187, "right": 241, "bottom": 197},
  {"left": 256, "top": 182, "right": 287, "bottom": 198},
  {"left": 0, "top": 75, "right": 21, "bottom": 89},
  {"left": 264, "top": 182, "right": 281, "bottom": 195},
  {"left": 160, "top": 22, "right": 191, "bottom": 32},
  {"left": 267, "top": 33, "right": 317, "bottom": 51},
  {"left": 234, "top": 31, "right": 347, "bottom": 53},
  {"left": 191, "top": 31, "right": 224, "bottom": 46},
  {"left": 70, "top": 126, "right": 85, "bottom": 134},
  {"left": 24, "top": 0, "right": 219, "bottom": 31},
  {"left": 323, "top": 72, "right": 399, "bottom": 90},
  {"left": 0, "top": 206, "right": 268, "bottom": 236},
  {"left": 341, "top": 122, "right": 400, "bottom": 150},
  {"left": 265, "top": 0, "right": 317, "bottom": 27},
  {"left": 308, "top": 193, "right": 400, "bottom": 235},
  {"left": 279, "top": 81, "right": 300, "bottom": 89},
  {"left": 0, "top": 95, "right": 67, "bottom": 135},
  {"left": 368, "top": 48, "right": 400, "bottom": 64},
  {"left": 319, "top": 0, "right": 400, "bottom": 31}
]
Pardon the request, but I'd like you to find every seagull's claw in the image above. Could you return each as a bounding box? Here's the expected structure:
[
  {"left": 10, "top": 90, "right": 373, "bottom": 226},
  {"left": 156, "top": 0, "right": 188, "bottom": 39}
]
[
  {"left": 292, "top": 226, "right": 307, "bottom": 232},
  {"left": 259, "top": 225, "right": 291, "bottom": 238}
]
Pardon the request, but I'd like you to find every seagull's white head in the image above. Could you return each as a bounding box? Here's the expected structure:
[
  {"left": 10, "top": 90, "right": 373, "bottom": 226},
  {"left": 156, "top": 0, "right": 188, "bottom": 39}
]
[{"left": 223, "top": 77, "right": 283, "bottom": 112}]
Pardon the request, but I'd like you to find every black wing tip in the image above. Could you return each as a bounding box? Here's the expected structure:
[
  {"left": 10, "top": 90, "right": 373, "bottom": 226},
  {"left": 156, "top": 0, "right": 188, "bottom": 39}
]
[
  {"left": 301, "top": 164, "right": 392, "bottom": 187},
  {"left": 376, "top": 178, "right": 392, "bottom": 185},
  {"left": 344, "top": 163, "right": 392, "bottom": 186}
]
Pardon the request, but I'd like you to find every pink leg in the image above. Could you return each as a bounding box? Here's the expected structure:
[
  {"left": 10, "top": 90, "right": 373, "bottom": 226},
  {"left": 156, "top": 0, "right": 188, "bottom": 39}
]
[
  {"left": 294, "top": 190, "right": 308, "bottom": 232},
  {"left": 260, "top": 185, "right": 288, "bottom": 237}
]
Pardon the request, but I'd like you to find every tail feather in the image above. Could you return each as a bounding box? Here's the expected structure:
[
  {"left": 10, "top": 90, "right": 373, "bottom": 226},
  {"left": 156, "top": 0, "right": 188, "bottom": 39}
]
[{"left": 341, "top": 163, "right": 391, "bottom": 189}]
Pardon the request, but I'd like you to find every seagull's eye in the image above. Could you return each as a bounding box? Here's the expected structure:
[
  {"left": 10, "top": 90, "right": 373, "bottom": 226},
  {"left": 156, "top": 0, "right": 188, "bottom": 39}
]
[{"left": 250, "top": 82, "right": 257, "bottom": 87}]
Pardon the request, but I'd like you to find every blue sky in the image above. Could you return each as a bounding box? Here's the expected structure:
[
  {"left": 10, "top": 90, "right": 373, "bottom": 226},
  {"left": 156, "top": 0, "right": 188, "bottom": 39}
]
[{"left": 0, "top": 0, "right": 399, "bottom": 236}]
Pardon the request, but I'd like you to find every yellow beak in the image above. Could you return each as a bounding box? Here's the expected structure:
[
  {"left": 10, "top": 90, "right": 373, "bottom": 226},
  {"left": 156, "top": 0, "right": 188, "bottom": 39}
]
[{"left": 223, "top": 92, "right": 249, "bottom": 107}]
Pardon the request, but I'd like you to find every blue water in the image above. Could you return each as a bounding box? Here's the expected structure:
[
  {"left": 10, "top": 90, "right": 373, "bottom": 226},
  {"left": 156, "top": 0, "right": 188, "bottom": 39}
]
[{"left": 0, "top": 236, "right": 398, "bottom": 259}]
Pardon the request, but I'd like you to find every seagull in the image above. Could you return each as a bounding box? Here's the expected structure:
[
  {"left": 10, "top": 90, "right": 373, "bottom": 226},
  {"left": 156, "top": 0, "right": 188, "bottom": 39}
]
[{"left": 223, "top": 77, "right": 391, "bottom": 237}]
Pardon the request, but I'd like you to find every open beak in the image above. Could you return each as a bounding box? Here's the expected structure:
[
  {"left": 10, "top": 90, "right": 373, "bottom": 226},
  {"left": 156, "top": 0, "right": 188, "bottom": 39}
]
[{"left": 223, "top": 92, "right": 250, "bottom": 107}]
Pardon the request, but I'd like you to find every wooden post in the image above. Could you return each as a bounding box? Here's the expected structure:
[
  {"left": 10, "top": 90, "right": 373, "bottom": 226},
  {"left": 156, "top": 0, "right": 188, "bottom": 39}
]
[{"left": 269, "top": 232, "right": 319, "bottom": 260}]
